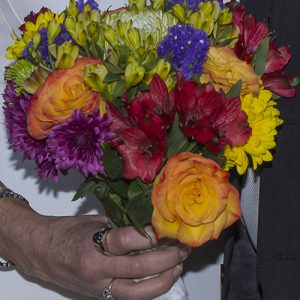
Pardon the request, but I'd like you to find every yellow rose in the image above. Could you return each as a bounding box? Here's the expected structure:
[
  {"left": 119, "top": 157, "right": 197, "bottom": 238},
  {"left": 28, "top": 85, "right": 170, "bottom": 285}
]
[
  {"left": 28, "top": 57, "right": 101, "bottom": 139},
  {"left": 200, "top": 46, "right": 260, "bottom": 96},
  {"left": 151, "top": 152, "right": 240, "bottom": 247}
]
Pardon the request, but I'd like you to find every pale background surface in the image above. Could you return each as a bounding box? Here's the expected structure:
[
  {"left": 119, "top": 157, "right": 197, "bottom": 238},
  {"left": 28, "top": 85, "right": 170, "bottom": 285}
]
[{"left": 0, "top": 0, "right": 228, "bottom": 299}]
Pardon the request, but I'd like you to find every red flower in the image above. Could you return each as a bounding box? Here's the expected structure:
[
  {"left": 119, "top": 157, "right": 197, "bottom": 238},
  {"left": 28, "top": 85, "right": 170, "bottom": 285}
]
[
  {"left": 116, "top": 128, "right": 166, "bottom": 182},
  {"left": 262, "top": 73, "right": 296, "bottom": 98},
  {"left": 106, "top": 85, "right": 167, "bottom": 182},
  {"left": 265, "top": 43, "right": 291, "bottom": 73},
  {"left": 145, "top": 74, "right": 176, "bottom": 124},
  {"left": 208, "top": 97, "right": 251, "bottom": 153},
  {"left": 234, "top": 14, "right": 269, "bottom": 63},
  {"left": 173, "top": 81, "right": 251, "bottom": 153}
]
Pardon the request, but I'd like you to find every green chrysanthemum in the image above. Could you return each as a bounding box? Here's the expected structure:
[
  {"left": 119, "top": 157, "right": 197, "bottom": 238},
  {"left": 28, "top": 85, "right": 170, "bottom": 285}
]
[{"left": 4, "top": 59, "right": 38, "bottom": 95}]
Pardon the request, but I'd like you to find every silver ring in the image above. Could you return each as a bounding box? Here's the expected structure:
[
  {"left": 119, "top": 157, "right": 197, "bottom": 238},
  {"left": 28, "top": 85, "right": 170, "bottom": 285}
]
[
  {"left": 92, "top": 226, "right": 112, "bottom": 256},
  {"left": 103, "top": 278, "right": 116, "bottom": 300}
]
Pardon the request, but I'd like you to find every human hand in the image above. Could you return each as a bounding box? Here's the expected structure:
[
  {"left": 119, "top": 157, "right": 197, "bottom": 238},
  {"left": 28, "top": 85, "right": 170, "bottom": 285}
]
[{"left": 0, "top": 201, "right": 190, "bottom": 299}]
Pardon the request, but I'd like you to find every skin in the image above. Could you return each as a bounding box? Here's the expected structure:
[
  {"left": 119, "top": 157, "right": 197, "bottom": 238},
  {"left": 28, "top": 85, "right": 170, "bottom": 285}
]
[{"left": 0, "top": 185, "right": 190, "bottom": 300}]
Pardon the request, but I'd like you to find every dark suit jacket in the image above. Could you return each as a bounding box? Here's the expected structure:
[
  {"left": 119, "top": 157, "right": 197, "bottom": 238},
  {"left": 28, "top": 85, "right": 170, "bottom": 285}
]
[{"left": 224, "top": 1, "right": 300, "bottom": 299}]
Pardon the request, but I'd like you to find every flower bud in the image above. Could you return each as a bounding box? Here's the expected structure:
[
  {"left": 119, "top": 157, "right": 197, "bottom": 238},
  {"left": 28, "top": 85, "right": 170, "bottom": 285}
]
[
  {"left": 150, "top": 0, "right": 166, "bottom": 9},
  {"left": 128, "top": 0, "right": 146, "bottom": 11},
  {"left": 66, "top": 0, "right": 79, "bottom": 17},
  {"left": 87, "top": 21, "right": 100, "bottom": 41},
  {"left": 84, "top": 64, "right": 108, "bottom": 93},
  {"left": 172, "top": 4, "right": 186, "bottom": 23},
  {"left": 65, "top": 17, "right": 76, "bottom": 34},
  {"left": 55, "top": 42, "right": 79, "bottom": 69},
  {"left": 126, "top": 28, "right": 141, "bottom": 50},
  {"left": 125, "top": 60, "right": 145, "bottom": 88},
  {"left": 47, "top": 20, "right": 61, "bottom": 44},
  {"left": 116, "top": 20, "right": 131, "bottom": 39},
  {"left": 32, "top": 32, "right": 41, "bottom": 49},
  {"left": 104, "top": 26, "right": 118, "bottom": 47}
]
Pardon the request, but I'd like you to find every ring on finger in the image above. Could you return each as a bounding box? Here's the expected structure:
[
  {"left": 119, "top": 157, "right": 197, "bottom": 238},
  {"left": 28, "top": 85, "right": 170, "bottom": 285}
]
[
  {"left": 93, "top": 226, "right": 112, "bottom": 256},
  {"left": 103, "top": 278, "right": 117, "bottom": 300}
]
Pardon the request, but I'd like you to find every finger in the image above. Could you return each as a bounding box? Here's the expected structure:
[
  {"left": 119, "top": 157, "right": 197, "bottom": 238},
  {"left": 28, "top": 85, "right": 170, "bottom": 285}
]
[
  {"left": 103, "top": 226, "right": 158, "bottom": 255},
  {"left": 111, "top": 264, "right": 183, "bottom": 300},
  {"left": 110, "top": 244, "right": 190, "bottom": 279}
]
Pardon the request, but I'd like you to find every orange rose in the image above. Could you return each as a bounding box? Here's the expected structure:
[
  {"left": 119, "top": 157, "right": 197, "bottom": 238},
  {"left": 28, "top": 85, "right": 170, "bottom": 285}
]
[
  {"left": 28, "top": 57, "right": 101, "bottom": 139},
  {"left": 151, "top": 152, "right": 240, "bottom": 247},
  {"left": 200, "top": 46, "right": 260, "bottom": 96}
]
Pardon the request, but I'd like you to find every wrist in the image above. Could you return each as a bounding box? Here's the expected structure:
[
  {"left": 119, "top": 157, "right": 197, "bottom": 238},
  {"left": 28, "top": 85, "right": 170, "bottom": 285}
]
[{"left": 0, "top": 197, "right": 41, "bottom": 270}]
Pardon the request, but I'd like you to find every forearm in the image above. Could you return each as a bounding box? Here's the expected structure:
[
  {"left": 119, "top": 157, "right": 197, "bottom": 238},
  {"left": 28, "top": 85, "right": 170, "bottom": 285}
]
[{"left": 0, "top": 184, "right": 43, "bottom": 274}]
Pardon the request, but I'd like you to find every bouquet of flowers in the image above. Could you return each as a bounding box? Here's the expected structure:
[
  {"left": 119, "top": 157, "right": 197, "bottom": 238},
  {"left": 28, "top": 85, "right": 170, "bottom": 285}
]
[{"left": 3, "top": 0, "right": 299, "bottom": 297}]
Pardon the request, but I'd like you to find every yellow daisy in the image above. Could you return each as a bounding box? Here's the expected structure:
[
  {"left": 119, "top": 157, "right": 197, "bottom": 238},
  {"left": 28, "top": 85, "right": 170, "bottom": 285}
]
[{"left": 224, "top": 86, "right": 283, "bottom": 175}]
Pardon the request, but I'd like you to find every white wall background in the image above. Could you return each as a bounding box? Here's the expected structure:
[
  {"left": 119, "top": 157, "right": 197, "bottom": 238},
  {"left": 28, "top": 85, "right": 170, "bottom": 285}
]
[{"left": 0, "top": 0, "right": 229, "bottom": 299}]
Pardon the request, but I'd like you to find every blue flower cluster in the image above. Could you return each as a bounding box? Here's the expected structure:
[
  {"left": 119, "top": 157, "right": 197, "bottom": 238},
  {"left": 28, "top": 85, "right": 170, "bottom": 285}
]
[
  {"left": 158, "top": 24, "right": 210, "bottom": 79},
  {"left": 166, "top": 0, "right": 224, "bottom": 11},
  {"left": 22, "top": 25, "right": 72, "bottom": 64},
  {"left": 76, "top": 0, "right": 99, "bottom": 13}
]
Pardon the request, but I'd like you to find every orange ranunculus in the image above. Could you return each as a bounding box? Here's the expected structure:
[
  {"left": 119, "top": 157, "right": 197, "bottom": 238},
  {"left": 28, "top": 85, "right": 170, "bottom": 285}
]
[
  {"left": 200, "top": 45, "right": 260, "bottom": 96},
  {"left": 27, "top": 57, "right": 101, "bottom": 139},
  {"left": 151, "top": 152, "right": 240, "bottom": 247}
]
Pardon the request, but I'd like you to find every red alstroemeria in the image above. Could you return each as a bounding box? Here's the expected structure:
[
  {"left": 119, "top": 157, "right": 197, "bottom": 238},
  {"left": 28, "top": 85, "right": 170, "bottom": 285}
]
[
  {"left": 173, "top": 80, "right": 251, "bottom": 153},
  {"left": 265, "top": 43, "right": 291, "bottom": 73},
  {"left": 126, "top": 92, "right": 167, "bottom": 141},
  {"left": 116, "top": 128, "right": 166, "bottom": 182},
  {"left": 234, "top": 14, "right": 269, "bottom": 63},
  {"left": 145, "top": 74, "right": 176, "bottom": 124},
  {"left": 106, "top": 94, "right": 167, "bottom": 183},
  {"left": 262, "top": 73, "right": 296, "bottom": 98},
  {"left": 228, "top": 1, "right": 246, "bottom": 28},
  {"left": 208, "top": 97, "right": 251, "bottom": 153}
]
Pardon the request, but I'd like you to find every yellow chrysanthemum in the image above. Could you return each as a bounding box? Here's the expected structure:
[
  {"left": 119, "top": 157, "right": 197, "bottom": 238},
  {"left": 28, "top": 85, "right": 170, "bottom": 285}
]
[
  {"left": 224, "top": 86, "right": 283, "bottom": 175},
  {"left": 6, "top": 11, "right": 65, "bottom": 59}
]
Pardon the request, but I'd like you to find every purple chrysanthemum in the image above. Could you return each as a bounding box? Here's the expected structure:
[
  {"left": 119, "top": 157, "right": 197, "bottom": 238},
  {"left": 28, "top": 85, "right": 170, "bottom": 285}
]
[
  {"left": 167, "top": 0, "right": 224, "bottom": 11},
  {"left": 76, "top": 0, "right": 99, "bottom": 13},
  {"left": 158, "top": 24, "right": 210, "bottom": 79},
  {"left": 47, "top": 109, "right": 114, "bottom": 177},
  {"left": 3, "top": 82, "right": 58, "bottom": 180}
]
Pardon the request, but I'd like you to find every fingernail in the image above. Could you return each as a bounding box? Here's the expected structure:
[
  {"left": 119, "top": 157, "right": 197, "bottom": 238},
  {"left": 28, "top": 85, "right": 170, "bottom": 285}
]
[
  {"left": 173, "top": 264, "right": 183, "bottom": 279},
  {"left": 179, "top": 244, "right": 191, "bottom": 261}
]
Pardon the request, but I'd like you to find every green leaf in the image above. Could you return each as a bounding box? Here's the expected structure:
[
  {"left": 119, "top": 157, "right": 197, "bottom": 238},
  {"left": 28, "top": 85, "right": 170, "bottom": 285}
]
[
  {"left": 126, "top": 179, "right": 153, "bottom": 236},
  {"left": 167, "top": 113, "right": 200, "bottom": 158},
  {"left": 118, "top": 46, "right": 131, "bottom": 66},
  {"left": 216, "top": 37, "right": 237, "bottom": 47},
  {"left": 127, "top": 82, "right": 149, "bottom": 101},
  {"left": 94, "top": 43, "right": 104, "bottom": 59},
  {"left": 143, "top": 59, "right": 157, "bottom": 71},
  {"left": 105, "top": 178, "right": 129, "bottom": 199},
  {"left": 105, "top": 63, "right": 124, "bottom": 75},
  {"left": 252, "top": 37, "right": 270, "bottom": 77},
  {"left": 291, "top": 77, "right": 300, "bottom": 87},
  {"left": 102, "top": 143, "right": 124, "bottom": 180},
  {"left": 104, "top": 72, "right": 122, "bottom": 83},
  {"left": 202, "top": 148, "right": 226, "bottom": 168},
  {"left": 98, "top": 192, "right": 130, "bottom": 227},
  {"left": 226, "top": 80, "right": 242, "bottom": 98},
  {"left": 72, "top": 178, "right": 100, "bottom": 201},
  {"left": 112, "top": 97, "right": 127, "bottom": 116},
  {"left": 113, "top": 80, "right": 126, "bottom": 98}
]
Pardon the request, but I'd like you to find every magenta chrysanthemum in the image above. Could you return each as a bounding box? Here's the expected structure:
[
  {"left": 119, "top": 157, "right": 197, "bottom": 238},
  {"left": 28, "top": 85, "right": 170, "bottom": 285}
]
[
  {"left": 3, "top": 82, "right": 58, "bottom": 180},
  {"left": 47, "top": 109, "right": 113, "bottom": 177}
]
